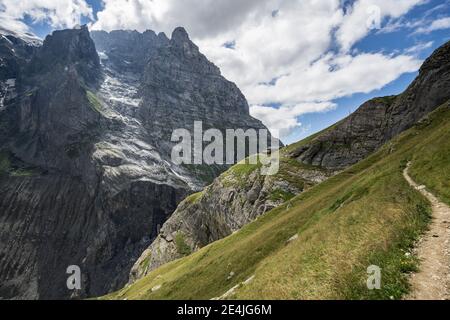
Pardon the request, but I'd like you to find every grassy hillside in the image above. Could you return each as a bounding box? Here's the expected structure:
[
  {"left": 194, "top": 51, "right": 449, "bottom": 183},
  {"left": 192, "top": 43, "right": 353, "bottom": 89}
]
[
  {"left": 103, "top": 101, "right": 450, "bottom": 300},
  {"left": 408, "top": 116, "right": 450, "bottom": 205}
]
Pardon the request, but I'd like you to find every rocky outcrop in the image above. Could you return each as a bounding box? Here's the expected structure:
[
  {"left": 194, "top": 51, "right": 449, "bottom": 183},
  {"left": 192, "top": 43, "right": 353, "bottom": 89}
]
[
  {"left": 0, "top": 26, "right": 271, "bottom": 299},
  {"left": 131, "top": 40, "right": 450, "bottom": 282},
  {"left": 130, "top": 153, "right": 334, "bottom": 281}
]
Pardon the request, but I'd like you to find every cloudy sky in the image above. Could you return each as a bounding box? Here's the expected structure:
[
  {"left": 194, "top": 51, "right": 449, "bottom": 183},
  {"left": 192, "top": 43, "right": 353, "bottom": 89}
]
[{"left": 1, "top": 0, "right": 449, "bottom": 143}]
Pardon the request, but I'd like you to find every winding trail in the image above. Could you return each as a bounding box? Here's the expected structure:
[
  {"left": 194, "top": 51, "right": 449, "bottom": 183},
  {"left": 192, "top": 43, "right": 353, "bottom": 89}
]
[{"left": 403, "top": 163, "right": 450, "bottom": 300}]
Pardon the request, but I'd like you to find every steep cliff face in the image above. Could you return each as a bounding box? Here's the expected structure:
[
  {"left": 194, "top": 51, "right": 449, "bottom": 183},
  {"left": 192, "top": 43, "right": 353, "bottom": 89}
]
[
  {"left": 0, "top": 26, "right": 271, "bottom": 299},
  {"left": 130, "top": 40, "right": 450, "bottom": 281},
  {"left": 0, "top": 31, "right": 39, "bottom": 122},
  {"left": 91, "top": 27, "right": 271, "bottom": 184},
  {"left": 91, "top": 29, "right": 169, "bottom": 73},
  {"left": 0, "top": 172, "right": 186, "bottom": 299},
  {"left": 138, "top": 27, "right": 266, "bottom": 149},
  {"left": 8, "top": 27, "right": 102, "bottom": 182},
  {"left": 29, "top": 27, "right": 100, "bottom": 86},
  {"left": 0, "top": 33, "right": 38, "bottom": 79}
]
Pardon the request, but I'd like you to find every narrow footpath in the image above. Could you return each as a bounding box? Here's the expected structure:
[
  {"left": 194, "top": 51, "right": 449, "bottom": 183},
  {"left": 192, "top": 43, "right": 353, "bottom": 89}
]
[{"left": 403, "top": 163, "right": 450, "bottom": 300}]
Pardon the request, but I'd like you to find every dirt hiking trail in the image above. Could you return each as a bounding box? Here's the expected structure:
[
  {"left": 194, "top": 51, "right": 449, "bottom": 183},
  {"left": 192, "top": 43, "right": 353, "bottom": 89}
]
[{"left": 403, "top": 163, "right": 450, "bottom": 300}]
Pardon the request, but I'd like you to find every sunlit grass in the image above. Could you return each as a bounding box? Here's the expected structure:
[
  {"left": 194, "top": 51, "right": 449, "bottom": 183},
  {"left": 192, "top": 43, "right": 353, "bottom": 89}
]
[{"left": 102, "top": 101, "right": 449, "bottom": 300}]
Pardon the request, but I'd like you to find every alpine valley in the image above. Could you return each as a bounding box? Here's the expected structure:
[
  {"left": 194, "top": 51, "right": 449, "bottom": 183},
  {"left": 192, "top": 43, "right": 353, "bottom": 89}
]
[{"left": 0, "top": 23, "right": 449, "bottom": 301}]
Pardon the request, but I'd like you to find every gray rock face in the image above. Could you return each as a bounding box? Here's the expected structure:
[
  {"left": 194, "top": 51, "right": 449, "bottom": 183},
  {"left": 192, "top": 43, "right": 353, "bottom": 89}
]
[
  {"left": 91, "top": 29, "right": 169, "bottom": 73},
  {"left": 0, "top": 34, "right": 37, "bottom": 78},
  {"left": 0, "top": 173, "right": 185, "bottom": 299},
  {"left": 0, "top": 32, "right": 39, "bottom": 115},
  {"left": 7, "top": 27, "right": 102, "bottom": 186},
  {"left": 29, "top": 26, "right": 100, "bottom": 86},
  {"left": 0, "top": 27, "right": 42, "bottom": 47},
  {"left": 138, "top": 27, "right": 269, "bottom": 161},
  {"left": 130, "top": 40, "right": 450, "bottom": 282},
  {"left": 0, "top": 26, "right": 271, "bottom": 299}
]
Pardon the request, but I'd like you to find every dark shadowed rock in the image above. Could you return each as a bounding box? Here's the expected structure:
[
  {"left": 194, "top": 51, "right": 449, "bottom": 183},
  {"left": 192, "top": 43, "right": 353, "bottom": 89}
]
[{"left": 29, "top": 25, "right": 100, "bottom": 86}]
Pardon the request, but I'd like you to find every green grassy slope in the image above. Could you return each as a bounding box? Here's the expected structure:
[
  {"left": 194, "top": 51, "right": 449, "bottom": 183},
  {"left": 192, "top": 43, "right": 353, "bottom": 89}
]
[
  {"left": 0, "top": 151, "right": 39, "bottom": 177},
  {"left": 409, "top": 117, "right": 450, "bottom": 205},
  {"left": 103, "top": 101, "right": 450, "bottom": 300}
]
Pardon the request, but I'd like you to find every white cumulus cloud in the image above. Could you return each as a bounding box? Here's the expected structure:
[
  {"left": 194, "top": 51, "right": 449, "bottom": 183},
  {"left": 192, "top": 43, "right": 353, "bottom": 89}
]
[
  {"left": 0, "top": 0, "right": 93, "bottom": 33},
  {"left": 2, "top": 0, "right": 430, "bottom": 141},
  {"left": 335, "top": 0, "right": 426, "bottom": 52},
  {"left": 250, "top": 102, "right": 337, "bottom": 140},
  {"left": 91, "top": 0, "right": 425, "bottom": 141},
  {"left": 415, "top": 16, "right": 450, "bottom": 33}
]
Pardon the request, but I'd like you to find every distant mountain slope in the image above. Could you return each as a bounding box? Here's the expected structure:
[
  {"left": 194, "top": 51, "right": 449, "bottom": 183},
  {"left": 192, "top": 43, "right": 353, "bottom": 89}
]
[
  {"left": 104, "top": 100, "right": 450, "bottom": 300},
  {"left": 0, "top": 27, "right": 42, "bottom": 46},
  {"left": 290, "top": 40, "right": 450, "bottom": 170},
  {"left": 0, "top": 30, "right": 39, "bottom": 114},
  {"left": 130, "top": 41, "right": 450, "bottom": 282}
]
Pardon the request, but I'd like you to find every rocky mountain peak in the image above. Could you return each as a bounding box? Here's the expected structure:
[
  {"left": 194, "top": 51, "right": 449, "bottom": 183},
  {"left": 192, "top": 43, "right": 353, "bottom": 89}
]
[
  {"left": 0, "top": 32, "right": 39, "bottom": 81},
  {"left": 419, "top": 40, "right": 450, "bottom": 73},
  {"left": 157, "top": 32, "right": 169, "bottom": 42},
  {"left": 171, "top": 26, "right": 190, "bottom": 42},
  {"left": 129, "top": 40, "right": 450, "bottom": 283},
  {"left": 31, "top": 25, "right": 100, "bottom": 85},
  {"left": 169, "top": 26, "right": 201, "bottom": 57}
]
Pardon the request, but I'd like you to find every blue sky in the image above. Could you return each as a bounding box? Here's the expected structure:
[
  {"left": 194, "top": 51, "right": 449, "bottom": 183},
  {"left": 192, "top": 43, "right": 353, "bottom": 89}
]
[{"left": 2, "top": 0, "right": 449, "bottom": 144}]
